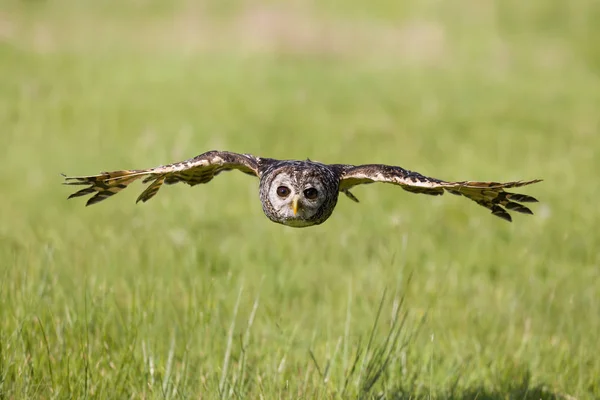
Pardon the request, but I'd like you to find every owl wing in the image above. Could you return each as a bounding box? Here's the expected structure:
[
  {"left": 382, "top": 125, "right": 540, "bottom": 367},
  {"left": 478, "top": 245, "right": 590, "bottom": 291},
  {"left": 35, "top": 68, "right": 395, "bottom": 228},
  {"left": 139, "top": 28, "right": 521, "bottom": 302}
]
[
  {"left": 63, "top": 150, "right": 261, "bottom": 206},
  {"left": 336, "top": 164, "right": 542, "bottom": 222}
]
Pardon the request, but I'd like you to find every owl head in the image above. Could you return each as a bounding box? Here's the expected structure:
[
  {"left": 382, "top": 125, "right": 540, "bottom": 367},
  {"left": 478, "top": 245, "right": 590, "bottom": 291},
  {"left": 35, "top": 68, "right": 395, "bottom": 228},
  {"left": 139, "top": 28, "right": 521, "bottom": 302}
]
[{"left": 260, "top": 162, "right": 340, "bottom": 227}]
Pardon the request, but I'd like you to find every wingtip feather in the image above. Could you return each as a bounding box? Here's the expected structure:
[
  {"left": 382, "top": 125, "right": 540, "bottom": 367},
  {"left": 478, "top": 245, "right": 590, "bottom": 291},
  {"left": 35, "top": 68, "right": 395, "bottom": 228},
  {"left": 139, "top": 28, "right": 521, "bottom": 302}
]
[{"left": 493, "top": 211, "right": 512, "bottom": 222}]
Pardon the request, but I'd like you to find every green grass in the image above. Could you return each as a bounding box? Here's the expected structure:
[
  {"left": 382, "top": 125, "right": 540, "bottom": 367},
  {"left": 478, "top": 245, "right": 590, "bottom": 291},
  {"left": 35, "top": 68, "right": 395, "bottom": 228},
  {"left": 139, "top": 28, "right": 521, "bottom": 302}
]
[{"left": 1, "top": 0, "right": 599, "bottom": 398}]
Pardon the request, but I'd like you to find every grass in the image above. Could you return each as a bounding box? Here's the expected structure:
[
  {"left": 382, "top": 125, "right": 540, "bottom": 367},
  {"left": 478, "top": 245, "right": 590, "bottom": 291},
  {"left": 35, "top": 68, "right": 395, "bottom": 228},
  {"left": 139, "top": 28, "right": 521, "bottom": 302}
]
[{"left": 1, "top": 0, "right": 599, "bottom": 398}]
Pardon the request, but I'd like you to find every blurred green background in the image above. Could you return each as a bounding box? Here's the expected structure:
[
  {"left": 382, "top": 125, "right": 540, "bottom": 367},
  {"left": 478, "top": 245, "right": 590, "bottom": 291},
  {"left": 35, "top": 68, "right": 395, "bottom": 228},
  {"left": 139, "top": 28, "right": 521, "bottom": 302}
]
[{"left": 1, "top": 0, "right": 599, "bottom": 398}]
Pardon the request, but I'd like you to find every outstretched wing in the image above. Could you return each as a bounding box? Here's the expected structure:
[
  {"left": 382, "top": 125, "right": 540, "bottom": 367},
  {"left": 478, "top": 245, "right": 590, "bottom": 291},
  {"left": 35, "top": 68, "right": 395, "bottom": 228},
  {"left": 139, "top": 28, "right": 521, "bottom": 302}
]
[
  {"left": 63, "top": 150, "right": 261, "bottom": 206},
  {"left": 337, "top": 164, "right": 541, "bottom": 222}
]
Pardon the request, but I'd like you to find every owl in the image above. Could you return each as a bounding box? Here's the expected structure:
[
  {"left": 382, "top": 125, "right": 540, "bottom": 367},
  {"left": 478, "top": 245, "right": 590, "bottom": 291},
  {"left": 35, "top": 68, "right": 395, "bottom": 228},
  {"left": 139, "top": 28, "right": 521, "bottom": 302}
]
[{"left": 63, "top": 150, "right": 541, "bottom": 227}]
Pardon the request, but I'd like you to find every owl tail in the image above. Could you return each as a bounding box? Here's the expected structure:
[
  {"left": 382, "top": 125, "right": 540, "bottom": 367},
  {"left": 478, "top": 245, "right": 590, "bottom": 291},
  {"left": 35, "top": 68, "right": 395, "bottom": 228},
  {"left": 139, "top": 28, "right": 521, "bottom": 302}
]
[{"left": 62, "top": 168, "right": 165, "bottom": 206}]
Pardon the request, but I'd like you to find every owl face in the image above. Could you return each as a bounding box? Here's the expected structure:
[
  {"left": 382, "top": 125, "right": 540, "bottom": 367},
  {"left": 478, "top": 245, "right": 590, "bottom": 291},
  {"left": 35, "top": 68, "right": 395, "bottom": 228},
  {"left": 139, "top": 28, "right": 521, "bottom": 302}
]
[{"left": 261, "top": 163, "right": 339, "bottom": 227}]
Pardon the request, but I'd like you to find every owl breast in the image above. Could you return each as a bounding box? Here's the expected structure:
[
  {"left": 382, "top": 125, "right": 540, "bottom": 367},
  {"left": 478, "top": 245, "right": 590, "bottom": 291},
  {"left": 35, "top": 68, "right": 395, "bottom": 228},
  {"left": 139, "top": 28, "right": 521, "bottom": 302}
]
[{"left": 258, "top": 161, "right": 340, "bottom": 227}]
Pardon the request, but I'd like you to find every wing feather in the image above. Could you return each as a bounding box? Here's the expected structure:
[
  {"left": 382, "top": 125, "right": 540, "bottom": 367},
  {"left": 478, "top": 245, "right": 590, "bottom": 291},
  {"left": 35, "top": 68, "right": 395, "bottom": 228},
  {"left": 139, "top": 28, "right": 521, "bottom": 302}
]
[
  {"left": 63, "top": 150, "right": 261, "bottom": 206},
  {"left": 338, "top": 164, "right": 541, "bottom": 222}
]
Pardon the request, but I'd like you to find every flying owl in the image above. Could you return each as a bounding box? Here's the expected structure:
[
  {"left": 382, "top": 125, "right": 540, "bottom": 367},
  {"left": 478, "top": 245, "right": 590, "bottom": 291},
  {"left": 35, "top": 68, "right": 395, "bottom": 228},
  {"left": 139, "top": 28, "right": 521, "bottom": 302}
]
[{"left": 63, "top": 150, "right": 541, "bottom": 227}]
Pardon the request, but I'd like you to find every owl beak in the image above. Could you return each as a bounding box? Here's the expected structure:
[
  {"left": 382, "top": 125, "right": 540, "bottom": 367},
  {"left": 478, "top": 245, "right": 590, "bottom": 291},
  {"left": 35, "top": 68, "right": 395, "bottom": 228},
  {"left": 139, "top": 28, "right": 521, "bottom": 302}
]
[{"left": 292, "top": 195, "right": 300, "bottom": 216}]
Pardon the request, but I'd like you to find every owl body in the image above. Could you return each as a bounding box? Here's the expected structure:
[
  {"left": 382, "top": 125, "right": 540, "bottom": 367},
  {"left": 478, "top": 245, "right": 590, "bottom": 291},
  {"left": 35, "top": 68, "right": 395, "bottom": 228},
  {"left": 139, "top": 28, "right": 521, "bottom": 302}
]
[{"left": 64, "top": 150, "right": 542, "bottom": 227}]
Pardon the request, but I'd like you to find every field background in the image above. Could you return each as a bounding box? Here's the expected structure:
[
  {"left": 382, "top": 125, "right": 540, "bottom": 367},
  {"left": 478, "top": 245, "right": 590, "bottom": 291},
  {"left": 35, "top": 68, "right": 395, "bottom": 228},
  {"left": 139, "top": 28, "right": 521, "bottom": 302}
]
[{"left": 1, "top": 0, "right": 599, "bottom": 398}]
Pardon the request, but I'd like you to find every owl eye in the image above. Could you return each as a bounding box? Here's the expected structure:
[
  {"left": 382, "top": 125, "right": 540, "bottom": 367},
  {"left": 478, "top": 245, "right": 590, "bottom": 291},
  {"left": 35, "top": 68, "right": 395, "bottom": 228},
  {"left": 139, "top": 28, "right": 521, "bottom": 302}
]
[
  {"left": 303, "top": 187, "right": 319, "bottom": 200},
  {"left": 276, "top": 186, "right": 291, "bottom": 198}
]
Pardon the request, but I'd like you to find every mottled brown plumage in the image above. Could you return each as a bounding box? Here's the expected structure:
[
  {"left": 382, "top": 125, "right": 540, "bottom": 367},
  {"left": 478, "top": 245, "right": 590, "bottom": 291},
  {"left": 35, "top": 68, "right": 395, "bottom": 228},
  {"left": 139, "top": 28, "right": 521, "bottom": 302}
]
[{"left": 63, "top": 150, "right": 542, "bottom": 226}]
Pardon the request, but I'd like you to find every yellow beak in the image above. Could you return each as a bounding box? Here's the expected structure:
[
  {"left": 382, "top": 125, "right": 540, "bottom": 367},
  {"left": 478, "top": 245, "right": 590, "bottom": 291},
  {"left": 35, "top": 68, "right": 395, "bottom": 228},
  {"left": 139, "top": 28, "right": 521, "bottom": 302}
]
[{"left": 292, "top": 195, "right": 300, "bottom": 216}]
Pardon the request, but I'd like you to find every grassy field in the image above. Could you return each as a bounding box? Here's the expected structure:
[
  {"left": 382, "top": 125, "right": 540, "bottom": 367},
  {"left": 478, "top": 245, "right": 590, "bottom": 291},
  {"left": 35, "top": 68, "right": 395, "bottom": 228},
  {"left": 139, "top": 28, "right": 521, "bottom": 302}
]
[{"left": 1, "top": 0, "right": 599, "bottom": 398}]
